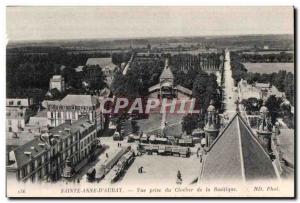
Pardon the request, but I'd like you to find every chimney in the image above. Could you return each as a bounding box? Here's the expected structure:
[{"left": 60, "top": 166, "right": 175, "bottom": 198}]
[
  {"left": 64, "top": 128, "right": 71, "bottom": 134},
  {"left": 65, "top": 119, "right": 72, "bottom": 125},
  {"left": 24, "top": 151, "right": 32, "bottom": 159}
]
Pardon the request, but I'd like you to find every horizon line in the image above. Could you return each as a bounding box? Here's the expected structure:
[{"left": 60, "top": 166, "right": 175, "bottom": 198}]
[{"left": 7, "top": 33, "right": 294, "bottom": 45}]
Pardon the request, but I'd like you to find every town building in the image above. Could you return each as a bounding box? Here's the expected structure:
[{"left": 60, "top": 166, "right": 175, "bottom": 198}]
[
  {"left": 238, "top": 79, "right": 285, "bottom": 101},
  {"left": 148, "top": 59, "right": 192, "bottom": 99},
  {"left": 7, "top": 119, "right": 97, "bottom": 182},
  {"left": 46, "top": 94, "right": 100, "bottom": 128},
  {"left": 49, "top": 75, "right": 65, "bottom": 93},
  {"left": 6, "top": 98, "right": 33, "bottom": 133},
  {"left": 86, "top": 57, "right": 117, "bottom": 86}
]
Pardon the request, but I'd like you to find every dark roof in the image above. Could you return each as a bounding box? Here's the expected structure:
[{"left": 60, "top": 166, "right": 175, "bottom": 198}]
[
  {"left": 12, "top": 137, "right": 49, "bottom": 169},
  {"left": 200, "top": 113, "right": 278, "bottom": 182},
  {"left": 60, "top": 94, "right": 99, "bottom": 107},
  {"left": 175, "top": 85, "right": 192, "bottom": 95},
  {"left": 49, "top": 119, "right": 94, "bottom": 139}
]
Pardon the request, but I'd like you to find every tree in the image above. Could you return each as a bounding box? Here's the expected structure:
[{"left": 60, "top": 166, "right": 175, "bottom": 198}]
[
  {"left": 182, "top": 114, "right": 198, "bottom": 135},
  {"left": 265, "top": 95, "right": 283, "bottom": 124}
]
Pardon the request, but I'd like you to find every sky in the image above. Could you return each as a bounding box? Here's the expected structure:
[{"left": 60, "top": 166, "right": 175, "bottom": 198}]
[{"left": 6, "top": 6, "right": 294, "bottom": 41}]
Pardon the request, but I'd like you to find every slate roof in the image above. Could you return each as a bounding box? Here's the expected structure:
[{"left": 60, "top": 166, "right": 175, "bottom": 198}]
[
  {"left": 60, "top": 94, "right": 99, "bottom": 107},
  {"left": 86, "top": 57, "right": 112, "bottom": 67},
  {"left": 200, "top": 113, "right": 278, "bottom": 182},
  {"left": 255, "top": 82, "right": 270, "bottom": 89},
  {"left": 50, "top": 75, "right": 63, "bottom": 81},
  {"left": 11, "top": 137, "right": 50, "bottom": 169},
  {"left": 49, "top": 119, "right": 94, "bottom": 139},
  {"left": 175, "top": 85, "right": 192, "bottom": 96}
]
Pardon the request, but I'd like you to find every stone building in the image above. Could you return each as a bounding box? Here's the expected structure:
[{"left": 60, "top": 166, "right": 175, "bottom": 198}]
[
  {"left": 46, "top": 94, "right": 100, "bottom": 128},
  {"left": 49, "top": 75, "right": 65, "bottom": 93},
  {"left": 6, "top": 98, "right": 33, "bottom": 133},
  {"left": 7, "top": 119, "right": 97, "bottom": 182}
]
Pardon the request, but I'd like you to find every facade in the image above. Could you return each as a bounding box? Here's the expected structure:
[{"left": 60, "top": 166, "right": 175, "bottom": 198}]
[
  {"left": 46, "top": 94, "right": 100, "bottom": 127},
  {"left": 49, "top": 75, "right": 65, "bottom": 93},
  {"left": 148, "top": 59, "right": 193, "bottom": 99},
  {"left": 7, "top": 119, "right": 97, "bottom": 182},
  {"left": 6, "top": 98, "right": 33, "bottom": 133}
]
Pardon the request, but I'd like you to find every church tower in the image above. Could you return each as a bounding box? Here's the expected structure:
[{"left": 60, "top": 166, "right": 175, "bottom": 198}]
[
  {"left": 204, "top": 100, "right": 220, "bottom": 147},
  {"left": 256, "top": 102, "right": 274, "bottom": 156}
]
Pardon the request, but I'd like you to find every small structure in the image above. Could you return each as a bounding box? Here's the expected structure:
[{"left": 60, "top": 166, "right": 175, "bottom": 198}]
[
  {"left": 49, "top": 75, "right": 65, "bottom": 93},
  {"left": 148, "top": 58, "right": 192, "bottom": 99}
]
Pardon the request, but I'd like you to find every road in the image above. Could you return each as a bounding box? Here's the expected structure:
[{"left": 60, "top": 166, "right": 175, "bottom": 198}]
[{"left": 223, "top": 49, "right": 238, "bottom": 120}]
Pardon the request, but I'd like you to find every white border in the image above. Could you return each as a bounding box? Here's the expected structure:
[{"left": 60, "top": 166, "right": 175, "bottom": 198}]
[{"left": 0, "top": 1, "right": 298, "bottom": 203}]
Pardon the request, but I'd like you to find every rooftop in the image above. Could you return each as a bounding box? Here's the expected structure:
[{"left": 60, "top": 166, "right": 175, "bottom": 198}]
[
  {"left": 160, "top": 64, "right": 174, "bottom": 80},
  {"left": 55, "top": 94, "right": 99, "bottom": 107},
  {"left": 49, "top": 119, "right": 94, "bottom": 139},
  {"left": 9, "top": 137, "right": 49, "bottom": 169},
  {"left": 50, "top": 75, "right": 63, "bottom": 81},
  {"left": 200, "top": 113, "right": 278, "bottom": 182},
  {"left": 6, "top": 98, "right": 32, "bottom": 107},
  {"left": 86, "top": 57, "right": 112, "bottom": 67}
]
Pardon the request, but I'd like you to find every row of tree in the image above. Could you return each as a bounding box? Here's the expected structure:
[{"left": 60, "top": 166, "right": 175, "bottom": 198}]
[
  {"left": 6, "top": 49, "right": 110, "bottom": 103},
  {"left": 239, "top": 52, "right": 293, "bottom": 63}
]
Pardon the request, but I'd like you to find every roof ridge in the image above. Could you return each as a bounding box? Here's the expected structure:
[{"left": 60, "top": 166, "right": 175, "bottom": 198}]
[
  {"left": 236, "top": 117, "right": 246, "bottom": 183},
  {"left": 238, "top": 113, "right": 271, "bottom": 158}
]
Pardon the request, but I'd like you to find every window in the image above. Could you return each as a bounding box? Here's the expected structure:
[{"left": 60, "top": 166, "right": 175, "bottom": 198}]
[
  {"left": 8, "top": 120, "right": 12, "bottom": 126},
  {"left": 8, "top": 127, "right": 12, "bottom": 132},
  {"left": 9, "top": 101, "right": 13, "bottom": 105},
  {"left": 17, "top": 101, "right": 21, "bottom": 105}
]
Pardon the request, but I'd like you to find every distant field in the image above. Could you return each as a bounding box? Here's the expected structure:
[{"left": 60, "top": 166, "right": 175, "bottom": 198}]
[
  {"left": 242, "top": 51, "right": 294, "bottom": 55},
  {"left": 243, "top": 63, "right": 294, "bottom": 73}
]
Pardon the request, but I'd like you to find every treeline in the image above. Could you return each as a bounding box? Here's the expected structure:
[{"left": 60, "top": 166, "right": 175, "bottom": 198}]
[
  {"left": 6, "top": 48, "right": 112, "bottom": 103},
  {"left": 230, "top": 53, "right": 294, "bottom": 106},
  {"left": 239, "top": 52, "right": 293, "bottom": 63},
  {"left": 242, "top": 96, "right": 294, "bottom": 128},
  {"left": 247, "top": 71, "right": 294, "bottom": 106},
  {"left": 111, "top": 57, "right": 164, "bottom": 98}
]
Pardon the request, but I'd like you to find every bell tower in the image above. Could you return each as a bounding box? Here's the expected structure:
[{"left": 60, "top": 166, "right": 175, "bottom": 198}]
[
  {"left": 204, "top": 100, "right": 220, "bottom": 147},
  {"left": 256, "top": 102, "right": 274, "bottom": 156}
]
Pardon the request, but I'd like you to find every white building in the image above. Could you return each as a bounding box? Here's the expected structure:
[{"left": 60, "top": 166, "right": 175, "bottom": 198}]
[
  {"left": 49, "top": 75, "right": 65, "bottom": 93},
  {"left": 6, "top": 98, "right": 33, "bottom": 133},
  {"left": 46, "top": 94, "right": 100, "bottom": 128}
]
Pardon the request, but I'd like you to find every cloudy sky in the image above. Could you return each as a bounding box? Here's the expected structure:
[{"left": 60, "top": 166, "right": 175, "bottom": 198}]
[{"left": 6, "top": 6, "right": 294, "bottom": 41}]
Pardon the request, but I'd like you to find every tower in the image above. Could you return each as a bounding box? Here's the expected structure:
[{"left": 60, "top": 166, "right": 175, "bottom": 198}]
[
  {"left": 204, "top": 100, "right": 220, "bottom": 147},
  {"left": 256, "top": 102, "right": 273, "bottom": 156}
]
